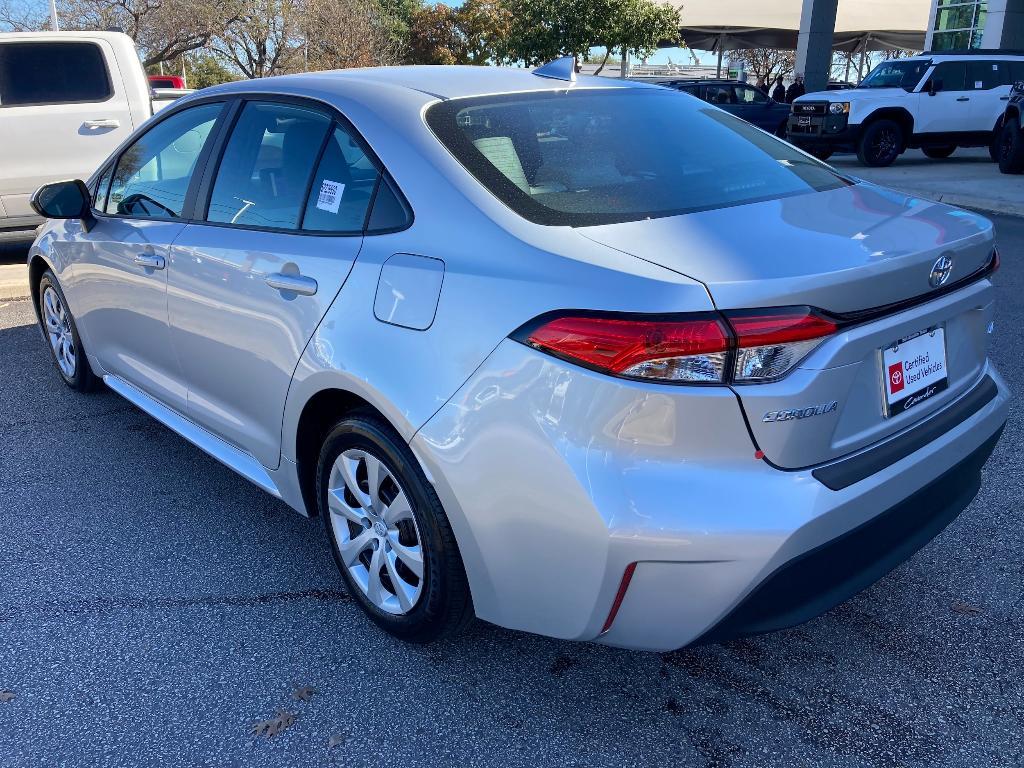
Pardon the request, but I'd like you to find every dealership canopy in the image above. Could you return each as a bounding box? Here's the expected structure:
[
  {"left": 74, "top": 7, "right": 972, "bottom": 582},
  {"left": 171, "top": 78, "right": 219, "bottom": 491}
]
[{"left": 676, "top": 0, "right": 932, "bottom": 54}]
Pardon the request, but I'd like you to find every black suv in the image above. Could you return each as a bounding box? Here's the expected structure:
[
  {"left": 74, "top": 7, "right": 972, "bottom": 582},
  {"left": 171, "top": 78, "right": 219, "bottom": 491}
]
[
  {"left": 654, "top": 79, "right": 792, "bottom": 136},
  {"left": 998, "top": 80, "right": 1024, "bottom": 173}
]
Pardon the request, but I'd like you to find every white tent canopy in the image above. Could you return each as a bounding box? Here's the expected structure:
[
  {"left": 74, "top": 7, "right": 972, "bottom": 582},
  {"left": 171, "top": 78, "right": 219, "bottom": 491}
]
[{"left": 676, "top": 0, "right": 932, "bottom": 53}]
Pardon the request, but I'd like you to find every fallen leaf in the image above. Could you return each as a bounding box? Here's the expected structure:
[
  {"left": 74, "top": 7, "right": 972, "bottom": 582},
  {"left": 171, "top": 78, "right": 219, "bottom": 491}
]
[
  {"left": 328, "top": 733, "right": 347, "bottom": 749},
  {"left": 250, "top": 709, "right": 296, "bottom": 739},
  {"left": 0, "top": 691, "right": 15, "bottom": 703},
  {"left": 292, "top": 684, "right": 317, "bottom": 702},
  {"left": 952, "top": 602, "right": 982, "bottom": 615}
]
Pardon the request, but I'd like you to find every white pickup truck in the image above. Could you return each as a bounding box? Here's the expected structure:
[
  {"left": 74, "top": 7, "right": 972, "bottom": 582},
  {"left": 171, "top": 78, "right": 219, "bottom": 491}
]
[{"left": 0, "top": 31, "right": 188, "bottom": 234}]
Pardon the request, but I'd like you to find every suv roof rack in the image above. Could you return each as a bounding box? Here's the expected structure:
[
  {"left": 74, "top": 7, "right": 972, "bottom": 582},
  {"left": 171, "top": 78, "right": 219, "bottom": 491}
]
[{"left": 921, "top": 49, "right": 1024, "bottom": 56}]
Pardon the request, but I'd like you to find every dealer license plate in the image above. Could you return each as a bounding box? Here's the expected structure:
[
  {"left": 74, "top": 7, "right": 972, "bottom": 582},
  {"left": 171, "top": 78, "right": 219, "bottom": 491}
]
[{"left": 881, "top": 327, "right": 948, "bottom": 417}]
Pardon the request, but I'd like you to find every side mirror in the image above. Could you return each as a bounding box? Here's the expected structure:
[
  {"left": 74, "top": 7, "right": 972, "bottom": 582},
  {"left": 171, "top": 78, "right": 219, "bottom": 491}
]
[
  {"left": 928, "top": 78, "right": 943, "bottom": 96},
  {"left": 30, "top": 179, "right": 94, "bottom": 228}
]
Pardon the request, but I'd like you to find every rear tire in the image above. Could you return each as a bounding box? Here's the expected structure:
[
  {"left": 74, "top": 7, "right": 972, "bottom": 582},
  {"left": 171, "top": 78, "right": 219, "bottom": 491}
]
[
  {"left": 997, "top": 121, "right": 1024, "bottom": 174},
  {"left": 37, "top": 270, "right": 100, "bottom": 393},
  {"left": 317, "top": 410, "right": 473, "bottom": 643},
  {"left": 857, "top": 119, "right": 904, "bottom": 167},
  {"left": 989, "top": 126, "right": 1002, "bottom": 163},
  {"left": 922, "top": 145, "right": 956, "bottom": 159}
]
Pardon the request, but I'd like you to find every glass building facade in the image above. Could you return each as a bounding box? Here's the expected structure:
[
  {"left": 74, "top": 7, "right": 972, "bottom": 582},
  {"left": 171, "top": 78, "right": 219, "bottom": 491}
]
[{"left": 932, "top": 0, "right": 988, "bottom": 49}]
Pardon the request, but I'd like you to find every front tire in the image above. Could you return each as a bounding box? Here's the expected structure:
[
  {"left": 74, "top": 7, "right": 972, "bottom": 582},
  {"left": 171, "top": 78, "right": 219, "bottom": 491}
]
[
  {"left": 922, "top": 145, "right": 956, "bottom": 159},
  {"left": 997, "top": 121, "right": 1024, "bottom": 174},
  {"left": 857, "top": 119, "right": 904, "bottom": 167},
  {"left": 38, "top": 270, "right": 99, "bottom": 392},
  {"left": 317, "top": 411, "right": 473, "bottom": 643}
]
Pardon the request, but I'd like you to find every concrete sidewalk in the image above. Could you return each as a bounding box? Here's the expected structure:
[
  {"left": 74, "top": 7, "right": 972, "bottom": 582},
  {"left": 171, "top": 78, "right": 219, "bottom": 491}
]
[
  {"left": 0, "top": 237, "right": 31, "bottom": 301},
  {"left": 831, "top": 147, "right": 1024, "bottom": 217}
]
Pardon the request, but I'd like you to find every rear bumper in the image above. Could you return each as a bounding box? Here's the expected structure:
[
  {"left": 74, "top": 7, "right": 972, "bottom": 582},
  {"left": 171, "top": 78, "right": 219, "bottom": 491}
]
[{"left": 413, "top": 340, "right": 1010, "bottom": 652}]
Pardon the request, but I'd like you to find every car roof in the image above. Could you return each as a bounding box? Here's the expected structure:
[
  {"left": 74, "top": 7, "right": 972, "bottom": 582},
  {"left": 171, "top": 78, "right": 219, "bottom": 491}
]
[{"left": 204, "top": 66, "right": 661, "bottom": 102}]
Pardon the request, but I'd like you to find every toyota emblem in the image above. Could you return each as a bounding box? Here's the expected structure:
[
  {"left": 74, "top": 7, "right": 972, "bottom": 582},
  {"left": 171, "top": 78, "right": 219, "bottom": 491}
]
[{"left": 929, "top": 255, "right": 953, "bottom": 288}]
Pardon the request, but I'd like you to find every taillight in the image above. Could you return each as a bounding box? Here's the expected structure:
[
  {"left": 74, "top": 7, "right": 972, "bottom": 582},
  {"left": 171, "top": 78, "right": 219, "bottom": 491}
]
[
  {"left": 521, "top": 314, "right": 730, "bottom": 383},
  {"left": 726, "top": 308, "right": 838, "bottom": 382},
  {"left": 515, "top": 307, "right": 839, "bottom": 385}
]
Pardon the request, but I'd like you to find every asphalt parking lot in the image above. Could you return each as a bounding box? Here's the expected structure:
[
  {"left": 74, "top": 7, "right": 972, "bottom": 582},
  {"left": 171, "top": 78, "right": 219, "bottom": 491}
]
[{"left": 1, "top": 215, "right": 1022, "bottom": 768}]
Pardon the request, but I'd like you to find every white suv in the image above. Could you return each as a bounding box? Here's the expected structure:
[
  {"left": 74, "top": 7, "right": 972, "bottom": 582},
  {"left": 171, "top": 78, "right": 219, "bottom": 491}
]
[{"left": 787, "top": 52, "right": 1024, "bottom": 166}]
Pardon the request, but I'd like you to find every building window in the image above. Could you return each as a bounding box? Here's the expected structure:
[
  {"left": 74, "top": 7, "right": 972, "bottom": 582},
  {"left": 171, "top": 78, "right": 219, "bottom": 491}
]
[{"left": 932, "top": 0, "right": 987, "bottom": 50}]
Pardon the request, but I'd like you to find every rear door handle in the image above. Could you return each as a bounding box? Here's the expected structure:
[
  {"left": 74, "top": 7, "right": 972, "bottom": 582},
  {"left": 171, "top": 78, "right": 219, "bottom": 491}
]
[
  {"left": 134, "top": 253, "right": 165, "bottom": 270},
  {"left": 265, "top": 272, "right": 318, "bottom": 296},
  {"left": 1001, "top": 96, "right": 1010, "bottom": 100},
  {"left": 84, "top": 118, "right": 121, "bottom": 129},
  {"left": 956, "top": 96, "right": 970, "bottom": 102}
]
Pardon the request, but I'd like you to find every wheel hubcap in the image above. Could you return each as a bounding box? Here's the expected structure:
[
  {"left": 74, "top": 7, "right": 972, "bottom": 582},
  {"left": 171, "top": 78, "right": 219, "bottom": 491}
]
[
  {"left": 327, "top": 449, "right": 424, "bottom": 615},
  {"left": 42, "top": 286, "right": 76, "bottom": 378}
]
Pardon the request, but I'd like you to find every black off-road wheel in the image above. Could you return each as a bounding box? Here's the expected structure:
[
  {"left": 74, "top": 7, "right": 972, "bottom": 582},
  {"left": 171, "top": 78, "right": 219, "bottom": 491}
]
[
  {"left": 998, "top": 121, "right": 1024, "bottom": 174},
  {"left": 857, "top": 119, "right": 904, "bottom": 167}
]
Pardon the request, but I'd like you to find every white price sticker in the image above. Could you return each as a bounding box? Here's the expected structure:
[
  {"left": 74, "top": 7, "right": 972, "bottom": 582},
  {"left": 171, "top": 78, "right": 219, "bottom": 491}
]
[{"left": 315, "top": 179, "right": 345, "bottom": 214}]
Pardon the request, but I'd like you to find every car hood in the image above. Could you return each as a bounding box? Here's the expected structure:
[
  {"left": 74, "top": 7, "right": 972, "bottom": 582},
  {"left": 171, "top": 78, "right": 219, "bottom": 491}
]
[
  {"left": 798, "top": 87, "right": 910, "bottom": 104},
  {"left": 576, "top": 182, "right": 994, "bottom": 314}
]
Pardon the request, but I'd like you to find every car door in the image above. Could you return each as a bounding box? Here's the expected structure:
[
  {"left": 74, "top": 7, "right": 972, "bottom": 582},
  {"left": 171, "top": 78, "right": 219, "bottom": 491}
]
[
  {"left": 167, "top": 99, "right": 381, "bottom": 468},
  {"left": 0, "top": 38, "right": 135, "bottom": 225},
  {"left": 917, "top": 61, "right": 971, "bottom": 135},
  {"left": 731, "top": 84, "right": 777, "bottom": 131},
  {"left": 966, "top": 59, "right": 1012, "bottom": 133},
  {"left": 70, "top": 101, "right": 226, "bottom": 412}
]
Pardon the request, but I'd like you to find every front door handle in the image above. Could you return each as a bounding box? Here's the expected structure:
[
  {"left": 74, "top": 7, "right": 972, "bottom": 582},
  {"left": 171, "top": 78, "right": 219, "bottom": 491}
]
[
  {"left": 84, "top": 118, "right": 121, "bottom": 129},
  {"left": 265, "top": 272, "right": 318, "bottom": 296},
  {"left": 134, "top": 253, "right": 165, "bottom": 270},
  {"left": 1001, "top": 96, "right": 1010, "bottom": 101},
  {"left": 956, "top": 96, "right": 970, "bottom": 102}
]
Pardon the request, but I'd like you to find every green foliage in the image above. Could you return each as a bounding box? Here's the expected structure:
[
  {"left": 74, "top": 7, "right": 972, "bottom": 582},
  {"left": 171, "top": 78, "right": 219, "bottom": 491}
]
[{"left": 500, "top": 0, "right": 679, "bottom": 66}]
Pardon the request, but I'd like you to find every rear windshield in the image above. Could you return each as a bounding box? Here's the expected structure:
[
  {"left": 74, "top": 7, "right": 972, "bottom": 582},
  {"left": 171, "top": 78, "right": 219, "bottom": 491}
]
[{"left": 426, "top": 88, "right": 846, "bottom": 227}]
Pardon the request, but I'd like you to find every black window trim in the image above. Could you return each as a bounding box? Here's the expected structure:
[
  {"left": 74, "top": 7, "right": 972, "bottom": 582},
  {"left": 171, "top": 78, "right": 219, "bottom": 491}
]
[
  {"left": 87, "top": 91, "right": 413, "bottom": 237},
  {"left": 0, "top": 39, "right": 115, "bottom": 109}
]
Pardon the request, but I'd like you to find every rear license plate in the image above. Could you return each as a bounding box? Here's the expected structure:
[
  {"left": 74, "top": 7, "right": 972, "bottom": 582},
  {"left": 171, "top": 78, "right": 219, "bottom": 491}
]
[
  {"left": 881, "top": 327, "right": 948, "bottom": 417},
  {"left": 798, "top": 116, "right": 811, "bottom": 125}
]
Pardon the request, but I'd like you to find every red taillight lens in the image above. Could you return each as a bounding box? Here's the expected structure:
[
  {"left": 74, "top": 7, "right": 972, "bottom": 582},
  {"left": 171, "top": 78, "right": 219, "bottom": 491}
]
[
  {"left": 523, "top": 314, "right": 730, "bottom": 383},
  {"left": 726, "top": 308, "right": 838, "bottom": 382}
]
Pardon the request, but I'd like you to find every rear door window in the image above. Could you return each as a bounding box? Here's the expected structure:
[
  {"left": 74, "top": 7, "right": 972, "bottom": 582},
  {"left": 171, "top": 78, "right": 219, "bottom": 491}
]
[
  {"left": 301, "top": 125, "right": 380, "bottom": 232},
  {"left": 106, "top": 103, "right": 223, "bottom": 218},
  {"left": 206, "top": 102, "right": 331, "bottom": 230},
  {"left": 0, "top": 42, "right": 111, "bottom": 106},
  {"left": 967, "top": 60, "right": 1004, "bottom": 90}
]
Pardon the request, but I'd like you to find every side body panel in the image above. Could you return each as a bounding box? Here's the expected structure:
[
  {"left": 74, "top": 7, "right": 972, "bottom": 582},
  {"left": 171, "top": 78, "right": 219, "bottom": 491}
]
[{"left": 167, "top": 227, "right": 361, "bottom": 469}]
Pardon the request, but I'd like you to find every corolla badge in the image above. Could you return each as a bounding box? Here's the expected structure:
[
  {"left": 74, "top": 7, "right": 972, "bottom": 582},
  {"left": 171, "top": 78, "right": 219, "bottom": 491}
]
[{"left": 929, "top": 255, "right": 953, "bottom": 288}]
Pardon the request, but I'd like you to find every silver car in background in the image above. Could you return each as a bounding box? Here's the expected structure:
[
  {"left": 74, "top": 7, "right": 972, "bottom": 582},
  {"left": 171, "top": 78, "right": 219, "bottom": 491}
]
[{"left": 27, "top": 61, "right": 1009, "bottom": 651}]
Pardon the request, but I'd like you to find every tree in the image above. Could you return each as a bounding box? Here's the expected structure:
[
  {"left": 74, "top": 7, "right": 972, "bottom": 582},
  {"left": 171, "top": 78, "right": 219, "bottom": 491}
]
[
  {"left": 0, "top": 0, "right": 44, "bottom": 30},
  {"left": 46, "top": 0, "right": 241, "bottom": 68},
  {"left": 457, "top": 0, "right": 511, "bottom": 64},
  {"left": 499, "top": 0, "right": 678, "bottom": 70},
  {"left": 303, "top": 0, "right": 403, "bottom": 69},
  {"left": 211, "top": 0, "right": 303, "bottom": 78},
  {"left": 729, "top": 47, "right": 795, "bottom": 85},
  {"left": 406, "top": 2, "right": 463, "bottom": 64}
]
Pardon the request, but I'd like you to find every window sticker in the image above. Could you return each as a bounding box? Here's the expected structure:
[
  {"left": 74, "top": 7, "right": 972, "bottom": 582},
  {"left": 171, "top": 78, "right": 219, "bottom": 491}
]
[
  {"left": 316, "top": 179, "right": 345, "bottom": 214},
  {"left": 975, "top": 80, "right": 984, "bottom": 88}
]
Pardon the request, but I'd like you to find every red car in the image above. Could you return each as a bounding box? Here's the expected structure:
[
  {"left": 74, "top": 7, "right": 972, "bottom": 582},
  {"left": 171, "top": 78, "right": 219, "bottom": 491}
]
[{"left": 148, "top": 74, "right": 185, "bottom": 89}]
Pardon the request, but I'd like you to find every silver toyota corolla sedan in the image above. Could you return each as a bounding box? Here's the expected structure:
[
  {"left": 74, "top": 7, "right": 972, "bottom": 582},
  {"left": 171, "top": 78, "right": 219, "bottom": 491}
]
[{"left": 27, "top": 60, "right": 1009, "bottom": 651}]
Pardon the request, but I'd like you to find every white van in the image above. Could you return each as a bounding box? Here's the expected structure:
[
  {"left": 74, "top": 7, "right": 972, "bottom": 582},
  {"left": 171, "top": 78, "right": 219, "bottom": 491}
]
[{"left": 0, "top": 31, "right": 158, "bottom": 232}]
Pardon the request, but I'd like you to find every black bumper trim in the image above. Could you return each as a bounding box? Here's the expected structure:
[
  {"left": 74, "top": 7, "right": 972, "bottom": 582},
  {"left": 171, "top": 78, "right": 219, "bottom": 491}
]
[
  {"left": 813, "top": 375, "right": 998, "bottom": 491},
  {"left": 694, "top": 424, "right": 1004, "bottom": 645}
]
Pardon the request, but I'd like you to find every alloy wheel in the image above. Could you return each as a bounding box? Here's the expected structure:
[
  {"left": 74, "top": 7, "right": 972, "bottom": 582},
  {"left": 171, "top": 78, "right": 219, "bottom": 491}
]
[
  {"left": 42, "top": 286, "right": 76, "bottom": 378},
  {"left": 872, "top": 128, "right": 897, "bottom": 163},
  {"left": 327, "top": 449, "right": 425, "bottom": 615}
]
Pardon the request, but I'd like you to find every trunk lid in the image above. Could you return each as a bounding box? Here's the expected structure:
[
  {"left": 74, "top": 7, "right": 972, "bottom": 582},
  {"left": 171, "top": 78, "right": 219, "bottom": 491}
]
[{"left": 578, "top": 183, "right": 997, "bottom": 468}]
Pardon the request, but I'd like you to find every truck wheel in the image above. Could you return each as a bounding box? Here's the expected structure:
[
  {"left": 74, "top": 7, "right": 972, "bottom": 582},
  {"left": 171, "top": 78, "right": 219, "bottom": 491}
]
[
  {"left": 857, "top": 119, "right": 904, "bottom": 167},
  {"left": 997, "top": 122, "right": 1024, "bottom": 174},
  {"left": 922, "top": 145, "right": 956, "bottom": 159}
]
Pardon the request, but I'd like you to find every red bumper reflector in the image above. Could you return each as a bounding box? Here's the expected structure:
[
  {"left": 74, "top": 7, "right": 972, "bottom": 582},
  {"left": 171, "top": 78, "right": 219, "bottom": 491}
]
[{"left": 601, "top": 562, "right": 638, "bottom": 634}]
